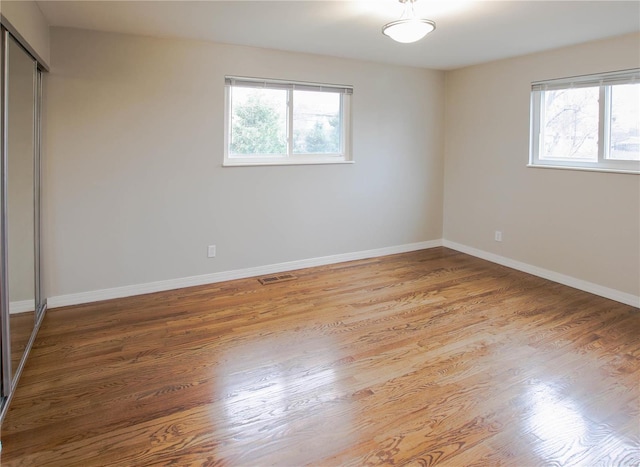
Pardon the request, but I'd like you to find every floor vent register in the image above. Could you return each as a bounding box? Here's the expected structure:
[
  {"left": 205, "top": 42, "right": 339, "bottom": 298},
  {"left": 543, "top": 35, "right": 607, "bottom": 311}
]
[{"left": 257, "top": 274, "right": 297, "bottom": 285}]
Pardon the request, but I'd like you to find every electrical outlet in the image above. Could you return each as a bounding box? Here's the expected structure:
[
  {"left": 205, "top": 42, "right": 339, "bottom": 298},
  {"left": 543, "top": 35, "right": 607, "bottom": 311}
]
[
  {"left": 494, "top": 231, "right": 503, "bottom": 242},
  {"left": 207, "top": 245, "right": 216, "bottom": 258}
]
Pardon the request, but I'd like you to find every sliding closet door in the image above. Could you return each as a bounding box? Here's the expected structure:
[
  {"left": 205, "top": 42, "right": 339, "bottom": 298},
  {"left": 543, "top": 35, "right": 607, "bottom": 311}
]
[
  {"left": 0, "top": 30, "right": 38, "bottom": 396},
  {"left": 7, "top": 33, "right": 37, "bottom": 383}
]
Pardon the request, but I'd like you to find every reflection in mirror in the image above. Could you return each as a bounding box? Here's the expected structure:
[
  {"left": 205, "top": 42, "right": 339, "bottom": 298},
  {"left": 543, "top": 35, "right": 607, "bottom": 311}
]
[{"left": 6, "top": 36, "right": 36, "bottom": 383}]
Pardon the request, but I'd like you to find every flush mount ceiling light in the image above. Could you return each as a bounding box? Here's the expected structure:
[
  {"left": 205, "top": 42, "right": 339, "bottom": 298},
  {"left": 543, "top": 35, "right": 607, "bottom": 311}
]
[{"left": 382, "top": 0, "right": 436, "bottom": 44}]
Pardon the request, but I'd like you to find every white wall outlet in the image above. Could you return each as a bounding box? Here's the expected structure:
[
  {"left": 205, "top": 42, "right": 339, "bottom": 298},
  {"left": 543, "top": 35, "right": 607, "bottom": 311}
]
[
  {"left": 207, "top": 245, "right": 216, "bottom": 258},
  {"left": 494, "top": 231, "right": 503, "bottom": 242}
]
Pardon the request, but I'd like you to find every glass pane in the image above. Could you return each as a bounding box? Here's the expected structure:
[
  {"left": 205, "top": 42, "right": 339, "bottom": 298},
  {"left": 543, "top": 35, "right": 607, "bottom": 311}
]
[
  {"left": 7, "top": 36, "right": 37, "bottom": 383},
  {"left": 541, "top": 87, "right": 599, "bottom": 161},
  {"left": 230, "top": 87, "right": 287, "bottom": 156},
  {"left": 292, "top": 91, "right": 341, "bottom": 154},
  {"left": 609, "top": 84, "right": 640, "bottom": 161}
]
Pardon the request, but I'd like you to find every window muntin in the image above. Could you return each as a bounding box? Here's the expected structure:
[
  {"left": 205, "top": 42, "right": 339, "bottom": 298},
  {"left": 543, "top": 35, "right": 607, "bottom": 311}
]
[
  {"left": 224, "top": 77, "right": 352, "bottom": 166},
  {"left": 530, "top": 69, "right": 640, "bottom": 174}
]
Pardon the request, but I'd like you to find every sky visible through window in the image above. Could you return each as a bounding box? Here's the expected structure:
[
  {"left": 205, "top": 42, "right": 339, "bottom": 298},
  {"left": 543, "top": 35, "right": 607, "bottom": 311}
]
[
  {"left": 610, "top": 84, "right": 640, "bottom": 161},
  {"left": 542, "top": 87, "right": 599, "bottom": 161}
]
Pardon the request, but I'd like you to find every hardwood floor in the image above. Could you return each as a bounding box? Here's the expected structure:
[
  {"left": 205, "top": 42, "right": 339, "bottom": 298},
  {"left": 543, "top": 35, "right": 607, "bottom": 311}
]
[
  {"left": 1, "top": 247, "right": 638, "bottom": 466},
  {"left": 10, "top": 311, "right": 36, "bottom": 378}
]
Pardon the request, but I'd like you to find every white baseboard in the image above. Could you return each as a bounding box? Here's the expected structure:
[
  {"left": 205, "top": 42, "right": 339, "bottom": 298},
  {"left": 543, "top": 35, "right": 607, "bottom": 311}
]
[
  {"left": 443, "top": 240, "right": 639, "bottom": 308},
  {"left": 9, "top": 299, "right": 35, "bottom": 314},
  {"left": 47, "top": 240, "right": 443, "bottom": 308},
  {"left": 47, "top": 238, "right": 639, "bottom": 310}
]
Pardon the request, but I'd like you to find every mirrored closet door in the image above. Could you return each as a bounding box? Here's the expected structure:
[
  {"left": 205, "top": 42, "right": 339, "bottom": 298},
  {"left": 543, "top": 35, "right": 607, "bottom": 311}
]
[{"left": 0, "top": 27, "right": 45, "bottom": 418}]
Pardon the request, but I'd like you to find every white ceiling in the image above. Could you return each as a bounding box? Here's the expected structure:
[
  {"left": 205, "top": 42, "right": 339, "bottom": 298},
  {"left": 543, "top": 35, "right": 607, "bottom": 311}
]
[{"left": 36, "top": 0, "right": 640, "bottom": 70}]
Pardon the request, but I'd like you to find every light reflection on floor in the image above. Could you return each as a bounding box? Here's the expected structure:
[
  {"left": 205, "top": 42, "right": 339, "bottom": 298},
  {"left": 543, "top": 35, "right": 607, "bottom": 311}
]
[
  {"left": 526, "top": 381, "right": 638, "bottom": 465},
  {"left": 213, "top": 333, "right": 355, "bottom": 464}
]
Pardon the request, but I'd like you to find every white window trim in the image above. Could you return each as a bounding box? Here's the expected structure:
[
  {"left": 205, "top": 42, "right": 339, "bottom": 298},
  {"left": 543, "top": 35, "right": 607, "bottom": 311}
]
[
  {"left": 223, "top": 76, "right": 353, "bottom": 167},
  {"left": 529, "top": 69, "right": 640, "bottom": 174}
]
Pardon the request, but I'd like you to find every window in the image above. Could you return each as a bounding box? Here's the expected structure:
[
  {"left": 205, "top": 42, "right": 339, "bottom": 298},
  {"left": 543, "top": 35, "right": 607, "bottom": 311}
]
[
  {"left": 224, "top": 76, "right": 353, "bottom": 166},
  {"left": 529, "top": 69, "right": 640, "bottom": 174}
]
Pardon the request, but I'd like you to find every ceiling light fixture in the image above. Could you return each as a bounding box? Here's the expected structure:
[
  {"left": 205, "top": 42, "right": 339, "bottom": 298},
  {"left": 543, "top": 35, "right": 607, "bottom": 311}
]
[{"left": 382, "top": 0, "right": 436, "bottom": 44}]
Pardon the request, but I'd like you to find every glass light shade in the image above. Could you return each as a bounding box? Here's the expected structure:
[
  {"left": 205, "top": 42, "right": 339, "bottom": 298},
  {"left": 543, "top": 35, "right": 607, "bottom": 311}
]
[{"left": 382, "top": 18, "right": 435, "bottom": 43}]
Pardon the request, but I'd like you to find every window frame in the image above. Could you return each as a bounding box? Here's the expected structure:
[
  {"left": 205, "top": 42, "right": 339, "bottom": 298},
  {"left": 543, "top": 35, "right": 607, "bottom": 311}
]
[
  {"left": 223, "top": 76, "right": 353, "bottom": 167},
  {"left": 529, "top": 69, "right": 640, "bottom": 174}
]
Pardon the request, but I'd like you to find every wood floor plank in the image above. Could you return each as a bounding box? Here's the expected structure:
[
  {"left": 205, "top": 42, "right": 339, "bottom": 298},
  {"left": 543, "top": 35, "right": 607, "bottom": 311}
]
[{"left": 1, "top": 247, "right": 638, "bottom": 466}]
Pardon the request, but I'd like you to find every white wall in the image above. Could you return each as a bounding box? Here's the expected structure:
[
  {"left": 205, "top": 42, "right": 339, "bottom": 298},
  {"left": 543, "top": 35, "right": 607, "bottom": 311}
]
[
  {"left": 0, "top": 0, "right": 50, "bottom": 67},
  {"left": 444, "top": 33, "right": 640, "bottom": 299},
  {"left": 43, "top": 28, "right": 445, "bottom": 298}
]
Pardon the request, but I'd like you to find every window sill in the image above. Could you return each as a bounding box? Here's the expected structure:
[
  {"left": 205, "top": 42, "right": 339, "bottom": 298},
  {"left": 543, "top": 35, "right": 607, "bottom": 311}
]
[
  {"left": 223, "top": 160, "right": 355, "bottom": 167},
  {"left": 527, "top": 164, "right": 639, "bottom": 175}
]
